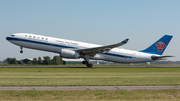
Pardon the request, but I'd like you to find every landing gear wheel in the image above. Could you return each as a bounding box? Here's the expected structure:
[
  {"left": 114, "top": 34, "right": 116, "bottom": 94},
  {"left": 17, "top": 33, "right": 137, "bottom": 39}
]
[
  {"left": 20, "top": 47, "right": 23, "bottom": 54},
  {"left": 82, "top": 61, "right": 88, "bottom": 64},
  {"left": 20, "top": 50, "right": 23, "bottom": 54},
  {"left": 86, "top": 64, "right": 93, "bottom": 68}
]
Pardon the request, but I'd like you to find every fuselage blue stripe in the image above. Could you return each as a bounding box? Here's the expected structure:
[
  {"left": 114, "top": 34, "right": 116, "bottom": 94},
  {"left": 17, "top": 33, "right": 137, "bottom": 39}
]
[
  {"left": 6, "top": 37, "right": 77, "bottom": 49},
  {"left": 102, "top": 52, "right": 135, "bottom": 58},
  {"left": 7, "top": 37, "right": 134, "bottom": 59}
]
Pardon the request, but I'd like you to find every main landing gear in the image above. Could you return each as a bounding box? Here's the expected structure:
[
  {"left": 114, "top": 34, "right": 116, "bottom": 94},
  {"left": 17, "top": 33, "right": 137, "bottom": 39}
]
[
  {"left": 82, "top": 55, "right": 93, "bottom": 67},
  {"left": 20, "top": 47, "right": 23, "bottom": 54},
  {"left": 82, "top": 60, "right": 93, "bottom": 67}
]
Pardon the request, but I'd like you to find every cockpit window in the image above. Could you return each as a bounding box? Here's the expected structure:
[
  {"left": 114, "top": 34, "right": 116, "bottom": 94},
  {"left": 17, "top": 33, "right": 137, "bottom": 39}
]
[{"left": 11, "top": 35, "right": 15, "bottom": 37}]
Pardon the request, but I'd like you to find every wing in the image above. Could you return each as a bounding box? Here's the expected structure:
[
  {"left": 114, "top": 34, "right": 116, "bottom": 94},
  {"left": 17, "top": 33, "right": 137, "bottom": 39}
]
[{"left": 76, "top": 39, "right": 129, "bottom": 56}]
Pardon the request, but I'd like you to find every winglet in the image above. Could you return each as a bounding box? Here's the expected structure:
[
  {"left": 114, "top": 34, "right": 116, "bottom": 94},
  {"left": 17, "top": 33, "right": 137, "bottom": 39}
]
[{"left": 121, "top": 39, "right": 129, "bottom": 44}]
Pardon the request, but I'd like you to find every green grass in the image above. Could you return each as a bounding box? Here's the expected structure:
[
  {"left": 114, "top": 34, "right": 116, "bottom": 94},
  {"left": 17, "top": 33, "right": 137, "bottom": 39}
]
[
  {"left": 0, "top": 68, "right": 179, "bottom": 86},
  {"left": 0, "top": 90, "right": 179, "bottom": 101},
  {"left": 0, "top": 67, "right": 179, "bottom": 101}
]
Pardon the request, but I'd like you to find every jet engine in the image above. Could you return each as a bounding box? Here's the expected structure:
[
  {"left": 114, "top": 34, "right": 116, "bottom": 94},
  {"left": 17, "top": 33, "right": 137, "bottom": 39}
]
[{"left": 60, "top": 49, "right": 80, "bottom": 59}]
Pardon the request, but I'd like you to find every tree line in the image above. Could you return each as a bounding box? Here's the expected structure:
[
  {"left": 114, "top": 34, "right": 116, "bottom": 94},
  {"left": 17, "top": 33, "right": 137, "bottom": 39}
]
[{"left": 5, "top": 56, "right": 63, "bottom": 65}]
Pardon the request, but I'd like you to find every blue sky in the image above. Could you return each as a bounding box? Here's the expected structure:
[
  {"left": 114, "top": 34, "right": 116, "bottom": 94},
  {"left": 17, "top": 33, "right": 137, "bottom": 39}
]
[{"left": 0, "top": 0, "right": 179, "bottom": 61}]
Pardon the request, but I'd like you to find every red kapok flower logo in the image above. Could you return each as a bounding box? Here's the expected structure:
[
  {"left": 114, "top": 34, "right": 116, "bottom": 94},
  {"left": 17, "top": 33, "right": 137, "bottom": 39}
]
[{"left": 156, "top": 42, "right": 166, "bottom": 51}]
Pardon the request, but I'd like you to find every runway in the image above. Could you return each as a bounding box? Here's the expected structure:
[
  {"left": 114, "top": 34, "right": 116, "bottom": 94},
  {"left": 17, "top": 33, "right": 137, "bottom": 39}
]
[
  {"left": 0, "top": 86, "right": 180, "bottom": 90},
  {"left": 0, "top": 66, "right": 180, "bottom": 68}
]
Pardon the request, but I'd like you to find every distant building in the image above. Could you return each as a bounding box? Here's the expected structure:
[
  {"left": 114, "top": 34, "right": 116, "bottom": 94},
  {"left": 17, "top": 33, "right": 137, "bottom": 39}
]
[
  {"left": 63, "top": 58, "right": 84, "bottom": 65},
  {"left": 23, "top": 58, "right": 33, "bottom": 64},
  {"left": 63, "top": 58, "right": 110, "bottom": 65},
  {"left": 0, "top": 61, "right": 5, "bottom": 65}
]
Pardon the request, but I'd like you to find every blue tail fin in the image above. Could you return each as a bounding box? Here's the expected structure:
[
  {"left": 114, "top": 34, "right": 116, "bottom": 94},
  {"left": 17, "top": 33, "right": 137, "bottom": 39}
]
[{"left": 140, "top": 35, "right": 173, "bottom": 55}]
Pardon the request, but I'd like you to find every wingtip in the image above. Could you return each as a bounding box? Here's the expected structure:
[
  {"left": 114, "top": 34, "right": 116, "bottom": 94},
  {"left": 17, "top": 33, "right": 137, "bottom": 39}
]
[{"left": 121, "top": 39, "right": 129, "bottom": 44}]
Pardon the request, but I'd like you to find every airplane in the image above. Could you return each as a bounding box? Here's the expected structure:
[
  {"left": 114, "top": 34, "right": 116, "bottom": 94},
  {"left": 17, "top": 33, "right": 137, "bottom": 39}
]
[{"left": 6, "top": 33, "right": 173, "bottom": 67}]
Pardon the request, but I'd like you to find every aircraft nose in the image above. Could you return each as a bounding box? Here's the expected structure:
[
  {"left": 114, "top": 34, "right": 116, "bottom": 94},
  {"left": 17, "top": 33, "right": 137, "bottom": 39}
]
[{"left": 6, "top": 37, "right": 11, "bottom": 41}]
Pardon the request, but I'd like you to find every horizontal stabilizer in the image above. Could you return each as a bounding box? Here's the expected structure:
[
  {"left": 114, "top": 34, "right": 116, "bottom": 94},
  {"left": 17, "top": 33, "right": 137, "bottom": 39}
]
[{"left": 151, "top": 55, "right": 174, "bottom": 60}]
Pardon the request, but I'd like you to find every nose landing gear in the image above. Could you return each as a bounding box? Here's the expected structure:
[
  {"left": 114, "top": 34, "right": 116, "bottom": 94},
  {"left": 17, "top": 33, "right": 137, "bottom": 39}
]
[{"left": 20, "top": 47, "right": 23, "bottom": 54}]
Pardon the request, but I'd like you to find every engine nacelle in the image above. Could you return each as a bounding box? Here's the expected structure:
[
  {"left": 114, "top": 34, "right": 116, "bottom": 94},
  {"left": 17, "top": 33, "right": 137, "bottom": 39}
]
[{"left": 60, "top": 49, "right": 80, "bottom": 59}]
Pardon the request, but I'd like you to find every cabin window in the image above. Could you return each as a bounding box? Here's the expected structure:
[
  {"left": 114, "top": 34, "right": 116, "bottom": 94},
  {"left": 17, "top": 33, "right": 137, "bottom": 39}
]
[
  {"left": 25, "top": 35, "right": 27, "bottom": 37},
  {"left": 29, "top": 36, "right": 32, "bottom": 38},
  {"left": 37, "top": 37, "right": 40, "bottom": 39},
  {"left": 33, "top": 36, "right": 36, "bottom": 38},
  {"left": 46, "top": 38, "right": 48, "bottom": 40},
  {"left": 41, "top": 37, "right": 44, "bottom": 40}
]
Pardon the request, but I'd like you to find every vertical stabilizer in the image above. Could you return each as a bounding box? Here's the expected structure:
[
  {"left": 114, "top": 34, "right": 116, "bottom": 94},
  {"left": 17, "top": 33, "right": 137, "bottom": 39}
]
[{"left": 140, "top": 35, "right": 173, "bottom": 55}]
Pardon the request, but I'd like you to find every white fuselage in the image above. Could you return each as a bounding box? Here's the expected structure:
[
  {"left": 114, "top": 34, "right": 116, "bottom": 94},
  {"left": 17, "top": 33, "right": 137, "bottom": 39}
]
[{"left": 7, "top": 33, "right": 155, "bottom": 63}]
